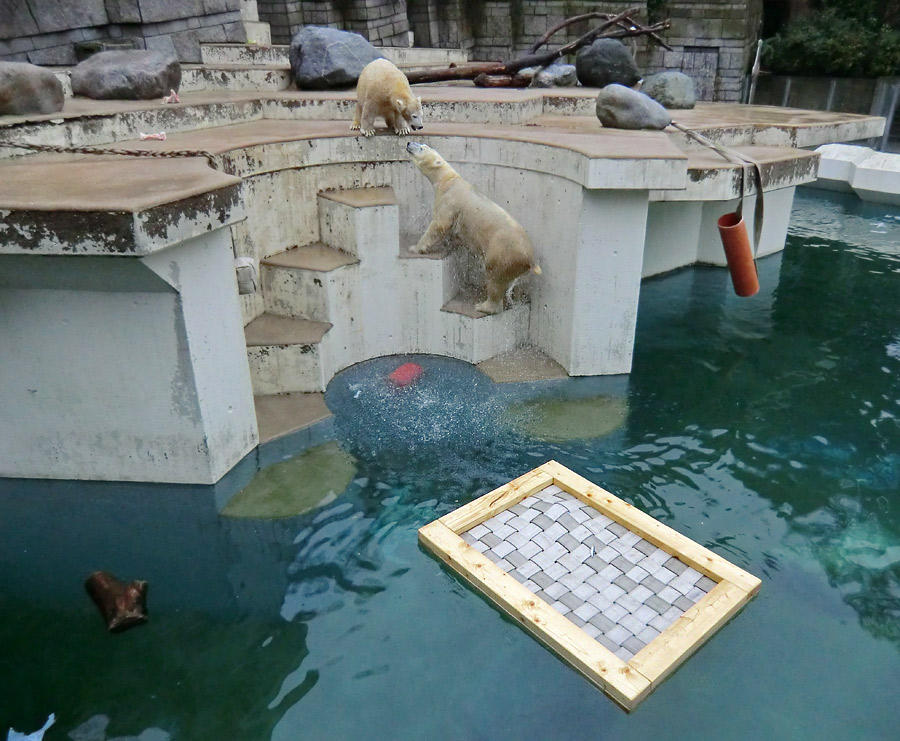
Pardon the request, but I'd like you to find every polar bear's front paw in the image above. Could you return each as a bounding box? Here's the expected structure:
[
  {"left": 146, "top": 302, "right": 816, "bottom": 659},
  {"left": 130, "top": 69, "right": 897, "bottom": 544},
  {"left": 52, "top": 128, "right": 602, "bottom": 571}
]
[
  {"left": 409, "top": 242, "right": 429, "bottom": 254},
  {"left": 350, "top": 122, "right": 360, "bottom": 131},
  {"left": 361, "top": 129, "right": 376, "bottom": 137},
  {"left": 395, "top": 125, "right": 411, "bottom": 135}
]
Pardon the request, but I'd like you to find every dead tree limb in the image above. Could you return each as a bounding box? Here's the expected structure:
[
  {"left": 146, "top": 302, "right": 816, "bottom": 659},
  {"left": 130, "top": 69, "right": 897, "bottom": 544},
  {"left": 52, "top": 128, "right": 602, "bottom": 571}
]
[{"left": 405, "top": 10, "right": 671, "bottom": 86}]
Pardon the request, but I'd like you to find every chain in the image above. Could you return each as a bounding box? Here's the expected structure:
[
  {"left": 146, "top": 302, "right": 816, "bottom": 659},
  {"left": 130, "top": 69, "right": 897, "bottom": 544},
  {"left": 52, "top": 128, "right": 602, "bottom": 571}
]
[{"left": 0, "top": 140, "right": 219, "bottom": 169}]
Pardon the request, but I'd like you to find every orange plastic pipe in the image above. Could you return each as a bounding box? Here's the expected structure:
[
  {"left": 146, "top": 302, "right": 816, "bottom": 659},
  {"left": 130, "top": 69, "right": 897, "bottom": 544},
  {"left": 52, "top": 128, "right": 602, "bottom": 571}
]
[{"left": 717, "top": 212, "right": 760, "bottom": 297}]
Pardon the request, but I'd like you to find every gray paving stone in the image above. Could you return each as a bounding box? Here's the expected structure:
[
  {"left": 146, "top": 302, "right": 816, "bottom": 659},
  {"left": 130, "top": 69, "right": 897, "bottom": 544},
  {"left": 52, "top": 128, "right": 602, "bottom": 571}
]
[
  {"left": 558, "top": 533, "right": 580, "bottom": 552},
  {"left": 543, "top": 582, "right": 568, "bottom": 600},
  {"left": 605, "top": 603, "right": 628, "bottom": 622},
  {"left": 645, "top": 595, "right": 670, "bottom": 614},
  {"left": 582, "top": 623, "right": 602, "bottom": 640},
  {"left": 697, "top": 575, "right": 717, "bottom": 592},
  {"left": 635, "top": 539, "right": 657, "bottom": 556},
  {"left": 597, "top": 634, "right": 620, "bottom": 653},
  {"left": 623, "top": 636, "right": 646, "bottom": 655},
  {"left": 630, "top": 584, "right": 653, "bottom": 603},
  {"left": 636, "top": 625, "right": 660, "bottom": 644},
  {"left": 532, "top": 512, "right": 553, "bottom": 529},
  {"left": 608, "top": 522, "right": 628, "bottom": 537},
  {"left": 655, "top": 567, "right": 676, "bottom": 584},
  {"left": 643, "top": 576, "right": 665, "bottom": 593},
  {"left": 508, "top": 569, "right": 527, "bottom": 583},
  {"left": 619, "top": 613, "right": 645, "bottom": 635},
  {"left": 626, "top": 565, "right": 650, "bottom": 583},
  {"left": 559, "top": 592, "right": 582, "bottom": 610},
  {"left": 569, "top": 614, "right": 586, "bottom": 627},
  {"left": 516, "top": 561, "right": 540, "bottom": 579},
  {"left": 606, "top": 624, "right": 632, "bottom": 645},
  {"left": 674, "top": 595, "right": 696, "bottom": 612},
  {"left": 531, "top": 571, "right": 554, "bottom": 589},
  {"left": 558, "top": 512, "right": 581, "bottom": 530},
  {"left": 481, "top": 532, "right": 501, "bottom": 548},
  {"left": 612, "top": 555, "right": 633, "bottom": 573},
  {"left": 551, "top": 600, "right": 571, "bottom": 615},
  {"left": 666, "top": 557, "right": 688, "bottom": 575},
  {"left": 613, "top": 574, "right": 638, "bottom": 592},
  {"left": 589, "top": 612, "right": 617, "bottom": 633}
]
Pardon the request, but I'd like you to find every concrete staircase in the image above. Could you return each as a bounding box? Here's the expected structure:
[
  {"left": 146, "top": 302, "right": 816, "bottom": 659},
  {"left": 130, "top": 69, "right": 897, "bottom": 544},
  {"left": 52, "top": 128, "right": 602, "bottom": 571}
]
[
  {"left": 243, "top": 185, "right": 529, "bottom": 395},
  {"left": 182, "top": 43, "right": 469, "bottom": 93}
]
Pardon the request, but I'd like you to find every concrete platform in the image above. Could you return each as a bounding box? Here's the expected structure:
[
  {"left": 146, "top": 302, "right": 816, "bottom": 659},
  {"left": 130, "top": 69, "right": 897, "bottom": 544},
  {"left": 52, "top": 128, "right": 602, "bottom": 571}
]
[{"left": 0, "top": 82, "right": 885, "bottom": 484}]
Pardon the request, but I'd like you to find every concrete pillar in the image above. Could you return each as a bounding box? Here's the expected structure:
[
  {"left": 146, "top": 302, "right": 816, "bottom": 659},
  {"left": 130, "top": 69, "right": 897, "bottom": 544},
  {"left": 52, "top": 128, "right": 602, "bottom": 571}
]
[{"left": 0, "top": 228, "right": 258, "bottom": 484}]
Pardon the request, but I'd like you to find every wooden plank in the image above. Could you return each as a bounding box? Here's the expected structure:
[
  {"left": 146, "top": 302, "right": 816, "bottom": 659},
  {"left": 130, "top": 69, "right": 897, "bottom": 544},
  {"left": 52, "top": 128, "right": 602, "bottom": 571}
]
[
  {"left": 628, "top": 581, "right": 752, "bottom": 684},
  {"left": 418, "top": 520, "right": 652, "bottom": 710},
  {"left": 541, "top": 461, "right": 761, "bottom": 595},
  {"left": 439, "top": 467, "right": 553, "bottom": 534}
]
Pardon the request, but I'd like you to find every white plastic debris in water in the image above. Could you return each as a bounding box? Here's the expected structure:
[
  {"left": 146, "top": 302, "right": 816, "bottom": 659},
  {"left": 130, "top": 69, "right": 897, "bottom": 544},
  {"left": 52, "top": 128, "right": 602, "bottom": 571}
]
[
  {"left": 7, "top": 713, "right": 55, "bottom": 741},
  {"left": 234, "top": 256, "right": 259, "bottom": 295}
]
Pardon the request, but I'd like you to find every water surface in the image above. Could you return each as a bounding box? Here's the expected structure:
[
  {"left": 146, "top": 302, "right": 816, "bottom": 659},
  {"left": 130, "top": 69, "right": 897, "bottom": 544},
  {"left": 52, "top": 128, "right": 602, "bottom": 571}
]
[{"left": 2, "top": 189, "right": 899, "bottom": 739}]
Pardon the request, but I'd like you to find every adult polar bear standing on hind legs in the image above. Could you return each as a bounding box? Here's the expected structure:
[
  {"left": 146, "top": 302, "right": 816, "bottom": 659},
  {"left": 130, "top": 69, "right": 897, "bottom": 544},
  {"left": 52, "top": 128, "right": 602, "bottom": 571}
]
[
  {"left": 352, "top": 59, "right": 424, "bottom": 137},
  {"left": 406, "top": 141, "right": 541, "bottom": 315}
]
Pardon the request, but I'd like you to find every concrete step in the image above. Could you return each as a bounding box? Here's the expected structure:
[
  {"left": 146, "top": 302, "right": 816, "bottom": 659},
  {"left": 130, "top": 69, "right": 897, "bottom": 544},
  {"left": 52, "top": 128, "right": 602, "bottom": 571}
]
[
  {"left": 253, "top": 392, "right": 331, "bottom": 445},
  {"left": 261, "top": 243, "right": 359, "bottom": 322},
  {"left": 245, "top": 313, "right": 333, "bottom": 394},
  {"left": 441, "top": 290, "right": 532, "bottom": 362},
  {"left": 199, "top": 43, "right": 468, "bottom": 69},
  {"left": 317, "top": 186, "right": 397, "bottom": 256},
  {"left": 181, "top": 64, "right": 291, "bottom": 93}
]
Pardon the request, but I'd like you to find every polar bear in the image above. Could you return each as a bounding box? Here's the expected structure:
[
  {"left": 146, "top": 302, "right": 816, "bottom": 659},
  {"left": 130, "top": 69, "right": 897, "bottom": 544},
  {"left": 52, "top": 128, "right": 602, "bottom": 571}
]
[
  {"left": 406, "top": 141, "right": 541, "bottom": 315},
  {"left": 351, "top": 59, "right": 424, "bottom": 137}
]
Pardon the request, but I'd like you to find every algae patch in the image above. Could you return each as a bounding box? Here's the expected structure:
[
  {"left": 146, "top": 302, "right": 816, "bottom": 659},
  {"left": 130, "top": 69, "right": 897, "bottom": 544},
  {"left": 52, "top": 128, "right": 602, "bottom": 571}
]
[
  {"left": 222, "top": 442, "right": 356, "bottom": 519},
  {"left": 506, "top": 395, "right": 628, "bottom": 442}
]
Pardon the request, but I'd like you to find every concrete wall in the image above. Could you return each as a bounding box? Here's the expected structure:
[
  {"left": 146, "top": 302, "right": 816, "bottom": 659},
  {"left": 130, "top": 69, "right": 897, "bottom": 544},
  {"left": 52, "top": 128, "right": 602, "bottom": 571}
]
[
  {"left": 0, "top": 229, "right": 259, "bottom": 484},
  {"left": 258, "top": 0, "right": 409, "bottom": 46},
  {"left": 0, "top": 0, "right": 250, "bottom": 64}
]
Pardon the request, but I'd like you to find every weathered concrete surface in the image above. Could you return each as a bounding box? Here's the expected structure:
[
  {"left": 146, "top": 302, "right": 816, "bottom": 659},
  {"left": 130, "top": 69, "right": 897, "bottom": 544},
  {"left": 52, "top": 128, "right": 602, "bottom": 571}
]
[{"left": 0, "top": 230, "right": 258, "bottom": 483}]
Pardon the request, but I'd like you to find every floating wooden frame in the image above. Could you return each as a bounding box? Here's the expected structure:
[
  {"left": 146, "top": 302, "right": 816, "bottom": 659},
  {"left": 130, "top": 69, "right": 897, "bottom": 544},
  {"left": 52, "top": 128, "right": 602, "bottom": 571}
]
[{"left": 418, "top": 460, "right": 761, "bottom": 711}]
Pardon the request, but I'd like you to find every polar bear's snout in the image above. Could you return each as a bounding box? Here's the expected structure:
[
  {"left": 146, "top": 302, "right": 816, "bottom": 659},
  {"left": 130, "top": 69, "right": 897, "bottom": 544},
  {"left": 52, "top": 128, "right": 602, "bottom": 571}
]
[{"left": 406, "top": 141, "right": 423, "bottom": 154}]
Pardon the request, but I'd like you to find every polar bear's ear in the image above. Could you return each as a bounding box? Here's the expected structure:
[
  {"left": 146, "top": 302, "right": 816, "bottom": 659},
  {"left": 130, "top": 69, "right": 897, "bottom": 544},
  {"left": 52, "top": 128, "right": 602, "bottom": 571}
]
[{"left": 395, "top": 98, "right": 407, "bottom": 111}]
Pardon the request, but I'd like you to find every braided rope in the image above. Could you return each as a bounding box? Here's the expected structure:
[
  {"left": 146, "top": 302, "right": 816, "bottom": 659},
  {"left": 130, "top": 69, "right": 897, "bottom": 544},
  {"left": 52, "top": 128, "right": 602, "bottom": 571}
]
[{"left": 0, "top": 140, "right": 219, "bottom": 169}]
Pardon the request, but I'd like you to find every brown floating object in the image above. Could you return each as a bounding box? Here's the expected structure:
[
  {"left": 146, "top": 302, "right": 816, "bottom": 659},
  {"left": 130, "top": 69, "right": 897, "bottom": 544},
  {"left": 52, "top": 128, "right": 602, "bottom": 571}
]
[
  {"left": 717, "top": 212, "right": 760, "bottom": 297},
  {"left": 84, "top": 571, "right": 148, "bottom": 633}
]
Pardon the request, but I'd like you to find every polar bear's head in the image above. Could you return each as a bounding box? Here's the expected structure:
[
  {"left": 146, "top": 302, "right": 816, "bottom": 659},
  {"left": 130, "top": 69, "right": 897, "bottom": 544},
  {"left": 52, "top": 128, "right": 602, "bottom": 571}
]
[
  {"left": 406, "top": 142, "right": 444, "bottom": 171},
  {"left": 398, "top": 95, "right": 424, "bottom": 130}
]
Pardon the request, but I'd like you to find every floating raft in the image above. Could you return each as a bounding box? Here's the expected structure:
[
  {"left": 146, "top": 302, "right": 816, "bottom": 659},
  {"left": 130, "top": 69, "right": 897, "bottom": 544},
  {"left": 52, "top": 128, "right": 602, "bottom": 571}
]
[{"left": 418, "top": 461, "right": 760, "bottom": 711}]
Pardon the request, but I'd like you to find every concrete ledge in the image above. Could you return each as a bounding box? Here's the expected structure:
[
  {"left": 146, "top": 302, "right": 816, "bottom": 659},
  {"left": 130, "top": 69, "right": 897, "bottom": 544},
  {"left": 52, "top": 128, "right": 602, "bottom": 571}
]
[{"left": 808, "top": 143, "right": 900, "bottom": 205}]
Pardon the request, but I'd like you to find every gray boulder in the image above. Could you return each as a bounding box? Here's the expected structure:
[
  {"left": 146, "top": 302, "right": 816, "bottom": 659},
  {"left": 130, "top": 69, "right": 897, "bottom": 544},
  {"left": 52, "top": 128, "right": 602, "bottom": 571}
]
[
  {"left": 0, "top": 62, "right": 65, "bottom": 116},
  {"left": 71, "top": 50, "right": 181, "bottom": 100},
  {"left": 289, "top": 26, "right": 383, "bottom": 90},
  {"left": 529, "top": 63, "right": 578, "bottom": 88},
  {"left": 642, "top": 71, "right": 696, "bottom": 109},
  {"left": 575, "top": 39, "right": 641, "bottom": 88},
  {"left": 596, "top": 84, "right": 672, "bottom": 130}
]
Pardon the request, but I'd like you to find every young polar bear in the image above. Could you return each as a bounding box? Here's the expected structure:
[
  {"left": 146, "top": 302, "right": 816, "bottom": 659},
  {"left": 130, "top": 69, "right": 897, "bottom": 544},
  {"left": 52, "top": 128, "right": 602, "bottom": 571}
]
[
  {"left": 352, "top": 59, "right": 424, "bottom": 137},
  {"left": 407, "top": 141, "right": 541, "bottom": 315}
]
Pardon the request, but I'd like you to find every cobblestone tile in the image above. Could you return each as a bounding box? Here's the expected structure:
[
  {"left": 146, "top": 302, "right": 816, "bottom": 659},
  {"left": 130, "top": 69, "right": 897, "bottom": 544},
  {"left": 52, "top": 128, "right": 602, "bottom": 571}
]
[{"left": 461, "top": 485, "right": 711, "bottom": 659}]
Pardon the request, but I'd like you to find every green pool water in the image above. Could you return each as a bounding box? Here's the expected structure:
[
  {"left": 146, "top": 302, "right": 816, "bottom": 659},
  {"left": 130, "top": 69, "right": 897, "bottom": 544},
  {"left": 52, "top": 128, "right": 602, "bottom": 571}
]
[{"left": 2, "top": 189, "right": 899, "bottom": 739}]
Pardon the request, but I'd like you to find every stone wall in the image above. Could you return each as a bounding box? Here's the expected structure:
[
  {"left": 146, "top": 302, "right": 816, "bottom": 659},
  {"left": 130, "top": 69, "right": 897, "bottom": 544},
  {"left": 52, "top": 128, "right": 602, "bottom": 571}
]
[
  {"left": 412, "top": 0, "right": 761, "bottom": 102},
  {"left": 259, "top": 0, "right": 409, "bottom": 46},
  {"left": 0, "top": 0, "right": 249, "bottom": 64}
]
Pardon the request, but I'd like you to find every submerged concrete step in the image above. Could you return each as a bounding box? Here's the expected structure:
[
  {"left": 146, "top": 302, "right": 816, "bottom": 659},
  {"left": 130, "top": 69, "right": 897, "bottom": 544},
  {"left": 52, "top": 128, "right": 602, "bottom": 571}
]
[
  {"left": 253, "top": 392, "right": 332, "bottom": 445},
  {"left": 261, "top": 243, "right": 359, "bottom": 322},
  {"left": 245, "top": 313, "right": 333, "bottom": 394}
]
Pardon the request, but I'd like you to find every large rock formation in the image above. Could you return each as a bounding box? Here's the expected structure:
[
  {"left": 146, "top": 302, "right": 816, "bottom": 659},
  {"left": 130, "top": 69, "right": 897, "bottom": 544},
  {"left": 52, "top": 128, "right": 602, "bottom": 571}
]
[
  {"left": 575, "top": 39, "right": 641, "bottom": 88},
  {"left": 0, "top": 61, "right": 65, "bottom": 116},
  {"left": 289, "top": 26, "right": 382, "bottom": 90},
  {"left": 642, "top": 71, "right": 697, "bottom": 110},
  {"left": 529, "top": 63, "right": 578, "bottom": 88},
  {"left": 71, "top": 50, "right": 181, "bottom": 100},
  {"left": 596, "top": 84, "right": 672, "bottom": 130}
]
